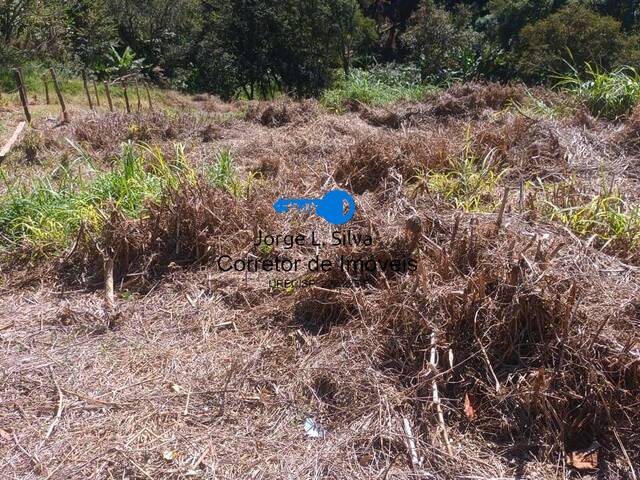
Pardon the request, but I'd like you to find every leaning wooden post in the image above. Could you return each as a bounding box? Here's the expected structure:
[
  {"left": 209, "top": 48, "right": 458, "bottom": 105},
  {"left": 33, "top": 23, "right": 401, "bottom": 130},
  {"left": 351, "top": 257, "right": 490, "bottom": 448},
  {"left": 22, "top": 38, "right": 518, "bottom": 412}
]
[
  {"left": 104, "top": 81, "right": 113, "bottom": 112},
  {"left": 92, "top": 79, "right": 101, "bottom": 107},
  {"left": 122, "top": 82, "right": 131, "bottom": 113},
  {"left": 49, "top": 68, "right": 69, "bottom": 123},
  {"left": 144, "top": 82, "right": 153, "bottom": 111},
  {"left": 82, "top": 70, "right": 94, "bottom": 110},
  {"left": 134, "top": 79, "right": 142, "bottom": 111},
  {"left": 16, "top": 68, "right": 29, "bottom": 105},
  {"left": 42, "top": 75, "right": 50, "bottom": 104},
  {"left": 13, "top": 69, "right": 31, "bottom": 123}
]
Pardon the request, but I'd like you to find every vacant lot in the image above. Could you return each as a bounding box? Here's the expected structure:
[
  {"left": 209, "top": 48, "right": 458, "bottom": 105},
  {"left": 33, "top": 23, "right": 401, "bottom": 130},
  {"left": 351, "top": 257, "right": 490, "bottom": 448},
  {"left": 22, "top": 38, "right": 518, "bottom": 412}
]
[{"left": 1, "top": 84, "right": 639, "bottom": 479}]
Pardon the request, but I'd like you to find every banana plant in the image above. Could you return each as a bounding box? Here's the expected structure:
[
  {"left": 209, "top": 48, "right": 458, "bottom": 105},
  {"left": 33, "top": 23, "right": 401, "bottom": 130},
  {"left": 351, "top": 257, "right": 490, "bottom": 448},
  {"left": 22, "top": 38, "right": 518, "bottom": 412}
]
[{"left": 102, "top": 46, "right": 146, "bottom": 80}]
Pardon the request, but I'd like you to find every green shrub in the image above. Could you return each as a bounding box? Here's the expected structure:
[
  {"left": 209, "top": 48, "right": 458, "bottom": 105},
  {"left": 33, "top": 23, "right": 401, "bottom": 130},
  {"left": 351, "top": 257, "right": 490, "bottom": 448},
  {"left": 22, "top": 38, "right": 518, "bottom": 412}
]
[
  {"left": 321, "top": 65, "right": 429, "bottom": 112},
  {"left": 517, "top": 5, "right": 627, "bottom": 80},
  {"left": 403, "top": 0, "right": 483, "bottom": 83},
  {"left": 555, "top": 63, "right": 640, "bottom": 119}
]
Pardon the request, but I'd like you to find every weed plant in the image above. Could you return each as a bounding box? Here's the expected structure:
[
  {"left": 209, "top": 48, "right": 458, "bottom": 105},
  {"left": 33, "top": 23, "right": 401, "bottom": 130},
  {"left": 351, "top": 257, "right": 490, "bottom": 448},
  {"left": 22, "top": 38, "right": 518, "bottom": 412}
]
[
  {"left": 0, "top": 142, "right": 259, "bottom": 257},
  {"left": 205, "top": 147, "right": 257, "bottom": 198},
  {"left": 555, "top": 63, "right": 640, "bottom": 119},
  {"left": 413, "top": 131, "right": 505, "bottom": 212},
  {"left": 541, "top": 178, "right": 640, "bottom": 249},
  {"left": 0, "top": 142, "right": 188, "bottom": 255},
  {"left": 321, "top": 66, "right": 431, "bottom": 112}
]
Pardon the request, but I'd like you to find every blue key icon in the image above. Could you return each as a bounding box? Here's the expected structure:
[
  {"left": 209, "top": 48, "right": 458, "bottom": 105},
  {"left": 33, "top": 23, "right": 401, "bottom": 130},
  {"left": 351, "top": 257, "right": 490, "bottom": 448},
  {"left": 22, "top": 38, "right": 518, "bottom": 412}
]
[{"left": 273, "top": 189, "right": 356, "bottom": 225}]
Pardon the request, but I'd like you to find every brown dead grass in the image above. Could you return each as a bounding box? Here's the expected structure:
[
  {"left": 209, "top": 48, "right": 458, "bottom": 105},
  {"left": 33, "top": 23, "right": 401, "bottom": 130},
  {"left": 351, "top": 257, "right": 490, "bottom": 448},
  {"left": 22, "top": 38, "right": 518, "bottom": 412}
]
[
  {"left": 2, "top": 85, "right": 640, "bottom": 480},
  {"left": 334, "top": 133, "right": 400, "bottom": 193},
  {"left": 73, "top": 111, "right": 205, "bottom": 155},
  {"left": 430, "top": 82, "right": 525, "bottom": 118},
  {"left": 618, "top": 104, "right": 640, "bottom": 153},
  {"left": 246, "top": 99, "right": 319, "bottom": 127},
  {"left": 472, "top": 114, "right": 569, "bottom": 179},
  {"left": 62, "top": 179, "right": 277, "bottom": 288}
]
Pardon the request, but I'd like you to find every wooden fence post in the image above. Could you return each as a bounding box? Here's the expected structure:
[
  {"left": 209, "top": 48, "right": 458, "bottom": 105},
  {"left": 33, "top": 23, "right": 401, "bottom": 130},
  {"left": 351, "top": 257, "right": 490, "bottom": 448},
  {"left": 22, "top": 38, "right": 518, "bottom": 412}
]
[
  {"left": 144, "top": 82, "right": 153, "bottom": 111},
  {"left": 13, "top": 69, "right": 31, "bottom": 123},
  {"left": 16, "top": 68, "right": 29, "bottom": 106},
  {"left": 92, "top": 79, "right": 101, "bottom": 107},
  {"left": 43, "top": 75, "right": 50, "bottom": 105},
  {"left": 82, "top": 70, "right": 94, "bottom": 110},
  {"left": 104, "top": 81, "right": 113, "bottom": 112},
  {"left": 49, "top": 68, "right": 69, "bottom": 123},
  {"left": 134, "top": 79, "right": 142, "bottom": 111},
  {"left": 123, "top": 82, "right": 131, "bottom": 113}
]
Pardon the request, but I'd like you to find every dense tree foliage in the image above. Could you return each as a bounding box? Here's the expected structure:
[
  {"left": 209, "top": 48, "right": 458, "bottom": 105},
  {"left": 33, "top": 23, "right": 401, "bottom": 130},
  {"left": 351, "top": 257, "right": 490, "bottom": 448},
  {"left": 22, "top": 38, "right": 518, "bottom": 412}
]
[
  {"left": 517, "top": 5, "right": 629, "bottom": 79},
  {"left": 2, "top": 0, "right": 640, "bottom": 96}
]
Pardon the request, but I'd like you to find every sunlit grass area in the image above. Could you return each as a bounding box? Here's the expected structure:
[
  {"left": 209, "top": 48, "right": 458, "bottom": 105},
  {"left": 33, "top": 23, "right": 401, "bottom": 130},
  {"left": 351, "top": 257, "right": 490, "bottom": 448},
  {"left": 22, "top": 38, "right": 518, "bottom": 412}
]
[
  {"left": 555, "top": 63, "right": 640, "bottom": 119},
  {"left": 321, "top": 66, "right": 433, "bottom": 112}
]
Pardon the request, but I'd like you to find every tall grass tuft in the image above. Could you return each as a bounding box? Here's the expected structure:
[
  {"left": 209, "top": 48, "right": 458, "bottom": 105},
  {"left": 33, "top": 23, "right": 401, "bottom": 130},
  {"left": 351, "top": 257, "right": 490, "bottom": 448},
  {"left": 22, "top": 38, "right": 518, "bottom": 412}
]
[
  {"left": 412, "top": 130, "right": 505, "bottom": 212},
  {"left": 539, "top": 176, "right": 640, "bottom": 253},
  {"left": 205, "top": 147, "right": 257, "bottom": 198},
  {"left": 321, "top": 65, "right": 431, "bottom": 112},
  {"left": 0, "top": 142, "right": 191, "bottom": 255},
  {"left": 555, "top": 63, "right": 640, "bottom": 119}
]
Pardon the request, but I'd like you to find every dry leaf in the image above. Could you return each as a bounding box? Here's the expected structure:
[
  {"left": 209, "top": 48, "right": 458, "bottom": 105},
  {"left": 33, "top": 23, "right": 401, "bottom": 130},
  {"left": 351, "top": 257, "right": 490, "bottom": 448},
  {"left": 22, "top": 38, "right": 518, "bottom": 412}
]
[
  {"left": 0, "top": 428, "right": 11, "bottom": 441},
  {"left": 464, "top": 393, "right": 476, "bottom": 420},
  {"left": 566, "top": 444, "right": 599, "bottom": 470},
  {"left": 259, "top": 387, "right": 271, "bottom": 402},
  {"left": 358, "top": 453, "right": 373, "bottom": 466}
]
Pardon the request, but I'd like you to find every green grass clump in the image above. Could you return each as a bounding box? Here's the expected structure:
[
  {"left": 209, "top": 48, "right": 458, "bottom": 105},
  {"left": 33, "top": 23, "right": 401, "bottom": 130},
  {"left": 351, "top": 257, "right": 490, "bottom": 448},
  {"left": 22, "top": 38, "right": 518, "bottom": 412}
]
[
  {"left": 0, "top": 142, "right": 190, "bottom": 255},
  {"left": 555, "top": 63, "right": 640, "bottom": 119},
  {"left": 543, "top": 186, "right": 640, "bottom": 250},
  {"left": 321, "top": 66, "right": 431, "bottom": 112},
  {"left": 412, "top": 131, "right": 505, "bottom": 212},
  {"left": 205, "top": 147, "right": 257, "bottom": 198}
]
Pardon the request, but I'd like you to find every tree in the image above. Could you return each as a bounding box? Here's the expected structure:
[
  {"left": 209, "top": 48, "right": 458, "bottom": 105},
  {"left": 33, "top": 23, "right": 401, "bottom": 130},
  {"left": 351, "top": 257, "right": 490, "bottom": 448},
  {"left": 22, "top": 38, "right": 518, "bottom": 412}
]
[
  {"left": 327, "top": 0, "right": 376, "bottom": 76},
  {"left": 517, "top": 4, "right": 627, "bottom": 79},
  {"left": 404, "top": 0, "right": 482, "bottom": 81},
  {"left": 589, "top": 0, "right": 640, "bottom": 30},
  {"left": 65, "top": 0, "right": 117, "bottom": 69},
  {"left": 106, "top": 0, "right": 202, "bottom": 77},
  {"left": 359, "top": 0, "right": 421, "bottom": 60},
  {"left": 0, "top": 0, "right": 33, "bottom": 43},
  {"left": 483, "top": 0, "right": 556, "bottom": 48},
  {"left": 195, "top": 0, "right": 347, "bottom": 99}
]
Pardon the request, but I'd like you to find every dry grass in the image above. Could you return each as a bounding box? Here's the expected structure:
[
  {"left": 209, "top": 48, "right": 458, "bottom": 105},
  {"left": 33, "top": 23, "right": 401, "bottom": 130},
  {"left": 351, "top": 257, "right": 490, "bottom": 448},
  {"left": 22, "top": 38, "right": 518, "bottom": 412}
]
[
  {"left": 73, "top": 112, "right": 206, "bottom": 154},
  {"left": 430, "top": 82, "right": 525, "bottom": 118},
  {"left": 1, "top": 82, "right": 640, "bottom": 479},
  {"left": 61, "top": 179, "right": 278, "bottom": 289},
  {"left": 245, "top": 99, "right": 319, "bottom": 128}
]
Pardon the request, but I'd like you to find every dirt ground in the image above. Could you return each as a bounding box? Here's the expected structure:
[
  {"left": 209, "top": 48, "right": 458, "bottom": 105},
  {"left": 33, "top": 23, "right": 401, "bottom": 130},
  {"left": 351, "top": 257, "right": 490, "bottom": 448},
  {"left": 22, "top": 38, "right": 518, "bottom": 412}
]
[{"left": 1, "top": 85, "right": 639, "bottom": 479}]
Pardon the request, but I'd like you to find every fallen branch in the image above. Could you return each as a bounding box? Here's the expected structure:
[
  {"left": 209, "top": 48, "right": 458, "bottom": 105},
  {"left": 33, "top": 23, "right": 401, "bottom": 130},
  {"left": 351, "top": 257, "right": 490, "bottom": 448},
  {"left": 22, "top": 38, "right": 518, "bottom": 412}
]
[
  {"left": 431, "top": 332, "right": 453, "bottom": 455},
  {"left": 402, "top": 417, "right": 421, "bottom": 470},
  {"left": 0, "top": 121, "right": 26, "bottom": 161},
  {"left": 44, "top": 369, "right": 64, "bottom": 441}
]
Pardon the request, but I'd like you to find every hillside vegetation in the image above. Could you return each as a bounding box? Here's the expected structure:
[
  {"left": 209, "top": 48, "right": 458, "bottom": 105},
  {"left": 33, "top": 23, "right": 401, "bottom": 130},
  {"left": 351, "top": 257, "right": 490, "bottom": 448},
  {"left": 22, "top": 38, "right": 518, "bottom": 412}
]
[{"left": 2, "top": 0, "right": 640, "bottom": 478}]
